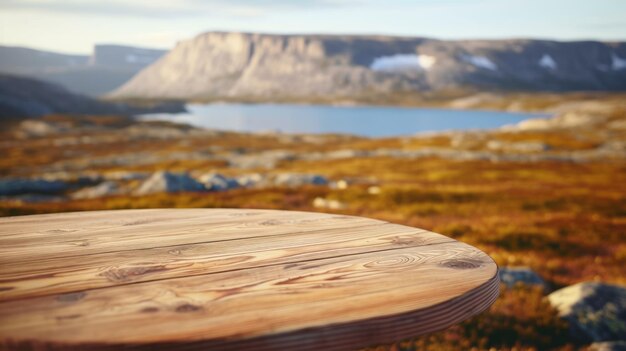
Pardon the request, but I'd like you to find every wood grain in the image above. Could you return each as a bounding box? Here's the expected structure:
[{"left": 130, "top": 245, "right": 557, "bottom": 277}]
[{"left": 0, "top": 209, "right": 499, "bottom": 351}]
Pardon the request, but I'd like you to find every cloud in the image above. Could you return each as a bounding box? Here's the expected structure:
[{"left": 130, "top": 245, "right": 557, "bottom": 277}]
[{"left": 0, "top": 0, "right": 353, "bottom": 18}]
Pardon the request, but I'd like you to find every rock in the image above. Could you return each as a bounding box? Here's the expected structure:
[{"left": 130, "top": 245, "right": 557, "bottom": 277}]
[
  {"left": 330, "top": 179, "right": 349, "bottom": 190},
  {"left": 312, "top": 197, "right": 347, "bottom": 210},
  {"left": 0, "top": 178, "right": 68, "bottom": 196},
  {"left": 103, "top": 171, "right": 149, "bottom": 181},
  {"left": 198, "top": 173, "right": 239, "bottom": 191},
  {"left": 548, "top": 282, "right": 626, "bottom": 342},
  {"left": 367, "top": 186, "right": 381, "bottom": 195},
  {"left": 134, "top": 171, "right": 205, "bottom": 195},
  {"left": 274, "top": 173, "right": 328, "bottom": 187},
  {"left": 235, "top": 173, "right": 266, "bottom": 188},
  {"left": 509, "top": 117, "right": 554, "bottom": 131},
  {"left": 123, "top": 124, "right": 195, "bottom": 140},
  {"left": 590, "top": 341, "right": 626, "bottom": 351},
  {"left": 71, "top": 181, "right": 119, "bottom": 199},
  {"left": 324, "top": 149, "right": 370, "bottom": 160},
  {"left": 498, "top": 267, "right": 547, "bottom": 289},
  {"left": 508, "top": 105, "right": 613, "bottom": 132},
  {"left": 556, "top": 111, "right": 604, "bottom": 128},
  {"left": 16, "top": 120, "right": 66, "bottom": 138},
  {"left": 486, "top": 140, "right": 550, "bottom": 152}
]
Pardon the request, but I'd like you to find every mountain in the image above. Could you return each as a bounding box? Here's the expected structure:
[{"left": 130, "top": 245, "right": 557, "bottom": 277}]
[
  {"left": 0, "top": 74, "right": 183, "bottom": 120},
  {"left": 108, "top": 32, "right": 626, "bottom": 102},
  {"left": 0, "top": 45, "right": 167, "bottom": 96}
]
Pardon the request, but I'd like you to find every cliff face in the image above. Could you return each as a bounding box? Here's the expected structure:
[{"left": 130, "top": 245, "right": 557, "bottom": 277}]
[
  {"left": 109, "top": 32, "right": 626, "bottom": 101},
  {"left": 89, "top": 45, "right": 165, "bottom": 69}
]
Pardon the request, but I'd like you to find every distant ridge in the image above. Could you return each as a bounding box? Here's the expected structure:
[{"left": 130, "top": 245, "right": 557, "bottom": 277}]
[
  {"left": 108, "top": 31, "right": 626, "bottom": 102},
  {"left": 0, "top": 44, "right": 167, "bottom": 96}
]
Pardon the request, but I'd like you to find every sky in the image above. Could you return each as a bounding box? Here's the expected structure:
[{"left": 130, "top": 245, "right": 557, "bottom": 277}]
[{"left": 0, "top": 0, "right": 625, "bottom": 54}]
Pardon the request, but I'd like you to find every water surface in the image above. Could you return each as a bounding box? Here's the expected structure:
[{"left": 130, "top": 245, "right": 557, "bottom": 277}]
[{"left": 138, "top": 103, "right": 544, "bottom": 137}]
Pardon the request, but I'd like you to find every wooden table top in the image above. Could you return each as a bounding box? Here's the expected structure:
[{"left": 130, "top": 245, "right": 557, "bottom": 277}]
[{"left": 0, "top": 209, "right": 499, "bottom": 351}]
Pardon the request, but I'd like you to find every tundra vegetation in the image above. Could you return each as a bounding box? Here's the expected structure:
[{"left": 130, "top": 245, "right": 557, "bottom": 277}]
[{"left": 1, "top": 94, "right": 625, "bottom": 351}]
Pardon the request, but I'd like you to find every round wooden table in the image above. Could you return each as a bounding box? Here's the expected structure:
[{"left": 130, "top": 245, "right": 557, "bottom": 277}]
[{"left": 0, "top": 209, "right": 499, "bottom": 351}]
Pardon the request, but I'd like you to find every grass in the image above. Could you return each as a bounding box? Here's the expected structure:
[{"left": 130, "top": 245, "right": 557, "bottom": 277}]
[{"left": 1, "top": 103, "right": 625, "bottom": 350}]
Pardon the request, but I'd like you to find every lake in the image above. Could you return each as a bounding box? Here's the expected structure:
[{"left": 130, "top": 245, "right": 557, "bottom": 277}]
[{"left": 137, "top": 103, "right": 545, "bottom": 137}]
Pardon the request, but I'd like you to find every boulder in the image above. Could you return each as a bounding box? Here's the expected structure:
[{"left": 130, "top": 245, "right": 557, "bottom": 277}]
[
  {"left": 134, "top": 171, "right": 205, "bottom": 195},
  {"left": 199, "top": 173, "right": 239, "bottom": 191},
  {"left": 312, "top": 197, "right": 347, "bottom": 210},
  {"left": 548, "top": 282, "right": 626, "bottom": 342},
  {"left": 498, "top": 267, "right": 547, "bottom": 289},
  {"left": 368, "top": 186, "right": 382, "bottom": 195},
  {"left": 0, "top": 178, "right": 68, "bottom": 196},
  {"left": 330, "top": 179, "right": 349, "bottom": 190},
  {"left": 509, "top": 117, "right": 553, "bottom": 131},
  {"left": 235, "top": 173, "right": 266, "bottom": 188},
  {"left": 274, "top": 173, "right": 328, "bottom": 187},
  {"left": 71, "top": 181, "right": 119, "bottom": 199}
]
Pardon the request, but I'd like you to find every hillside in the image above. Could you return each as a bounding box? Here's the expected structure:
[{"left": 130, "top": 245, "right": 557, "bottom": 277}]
[
  {"left": 0, "top": 74, "right": 183, "bottom": 120},
  {"left": 0, "top": 45, "right": 166, "bottom": 96},
  {"left": 108, "top": 32, "right": 626, "bottom": 102}
]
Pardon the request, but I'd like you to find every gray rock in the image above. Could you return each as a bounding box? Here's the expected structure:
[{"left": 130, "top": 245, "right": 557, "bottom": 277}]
[
  {"left": 274, "top": 173, "right": 328, "bottom": 187},
  {"left": 590, "top": 341, "right": 626, "bottom": 351},
  {"left": 235, "top": 173, "right": 266, "bottom": 188},
  {"left": 198, "top": 173, "right": 239, "bottom": 191},
  {"left": 548, "top": 282, "right": 626, "bottom": 342},
  {"left": 498, "top": 267, "right": 547, "bottom": 289},
  {"left": 71, "top": 181, "right": 119, "bottom": 199},
  {"left": 0, "top": 178, "right": 68, "bottom": 196},
  {"left": 134, "top": 171, "right": 205, "bottom": 195},
  {"left": 323, "top": 149, "right": 370, "bottom": 159}
]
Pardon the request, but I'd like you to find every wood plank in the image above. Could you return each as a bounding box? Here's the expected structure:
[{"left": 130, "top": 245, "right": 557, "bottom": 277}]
[
  {"left": 0, "top": 241, "right": 498, "bottom": 350},
  {"left": 0, "top": 209, "right": 500, "bottom": 351},
  {"left": 0, "top": 223, "right": 452, "bottom": 301},
  {"left": 0, "top": 209, "right": 382, "bottom": 262}
]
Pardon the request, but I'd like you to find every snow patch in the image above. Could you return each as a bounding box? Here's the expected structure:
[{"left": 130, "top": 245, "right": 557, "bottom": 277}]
[
  {"left": 612, "top": 53, "right": 626, "bottom": 70},
  {"left": 539, "top": 54, "right": 557, "bottom": 70},
  {"left": 370, "top": 54, "right": 436, "bottom": 72},
  {"left": 462, "top": 54, "right": 497, "bottom": 71},
  {"left": 126, "top": 54, "right": 155, "bottom": 64}
]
